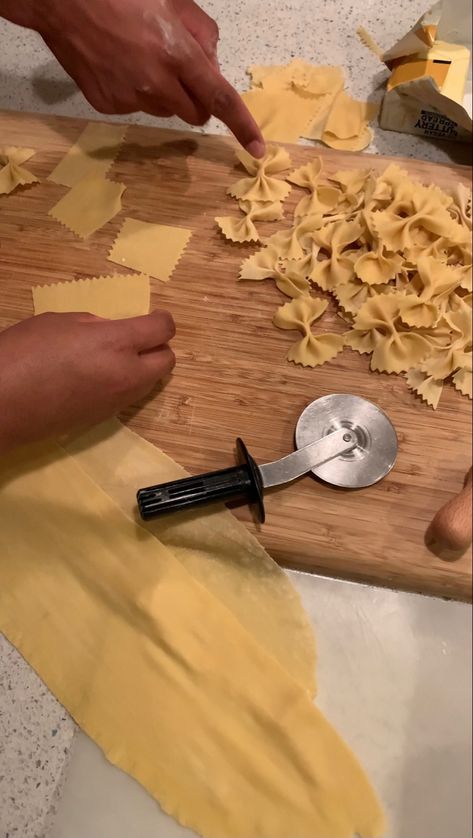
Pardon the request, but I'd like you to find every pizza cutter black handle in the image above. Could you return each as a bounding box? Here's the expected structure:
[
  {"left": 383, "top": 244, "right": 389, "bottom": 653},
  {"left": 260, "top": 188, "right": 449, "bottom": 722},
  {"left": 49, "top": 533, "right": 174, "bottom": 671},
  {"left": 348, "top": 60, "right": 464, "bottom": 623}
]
[{"left": 137, "top": 438, "right": 266, "bottom": 522}]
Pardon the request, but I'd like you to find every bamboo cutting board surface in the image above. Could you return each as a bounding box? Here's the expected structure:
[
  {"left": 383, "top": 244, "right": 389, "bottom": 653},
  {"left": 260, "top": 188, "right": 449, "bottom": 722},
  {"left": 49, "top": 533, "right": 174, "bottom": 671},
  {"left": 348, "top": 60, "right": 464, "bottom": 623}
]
[{"left": 0, "top": 109, "right": 471, "bottom": 601}]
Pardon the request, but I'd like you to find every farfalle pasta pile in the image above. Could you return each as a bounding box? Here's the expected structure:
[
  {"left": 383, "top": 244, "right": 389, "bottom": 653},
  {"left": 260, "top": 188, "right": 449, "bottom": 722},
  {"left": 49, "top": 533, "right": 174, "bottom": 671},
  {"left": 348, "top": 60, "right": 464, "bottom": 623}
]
[{"left": 216, "top": 146, "right": 472, "bottom": 409}]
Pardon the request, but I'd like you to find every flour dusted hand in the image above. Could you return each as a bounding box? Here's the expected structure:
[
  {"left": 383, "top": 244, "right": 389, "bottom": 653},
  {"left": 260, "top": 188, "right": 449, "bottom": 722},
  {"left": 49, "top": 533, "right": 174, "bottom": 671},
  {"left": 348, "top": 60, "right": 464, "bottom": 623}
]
[
  {"left": 0, "top": 0, "right": 264, "bottom": 156},
  {"left": 0, "top": 311, "right": 175, "bottom": 453}
]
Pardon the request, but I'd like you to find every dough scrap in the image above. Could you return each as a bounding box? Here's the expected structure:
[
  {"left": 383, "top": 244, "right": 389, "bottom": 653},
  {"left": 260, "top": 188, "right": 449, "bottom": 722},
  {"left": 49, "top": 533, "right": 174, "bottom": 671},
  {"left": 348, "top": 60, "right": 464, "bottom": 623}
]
[
  {"left": 108, "top": 217, "right": 192, "bottom": 282},
  {"left": 291, "top": 63, "right": 345, "bottom": 97},
  {"left": 241, "top": 88, "right": 323, "bottom": 143},
  {"left": 216, "top": 200, "right": 283, "bottom": 243},
  {"left": 32, "top": 274, "right": 150, "bottom": 319},
  {"left": 323, "top": 91, "right": 378, "bottom": 140},
  {"left": 48, "top": 122, "right": 127, "bottom": 187},
  {"left": 227, "top": 146, "right": 292, "bottom": 203},
  {"left": 0, "top": 147, "right": 39, "bottom": 194},
  {"left": 302, "top": 93, "right": 340, "bottom": 141},
  {"left": 49, "top": 176, "right": 126, "bottom": 239},
  {"left": 0, "top": 443, "right": 384, "bottom": 838},
  {"left": 273, "top": 296, "right": 345, "bottom": 367},
  {"left": 248, "top": 60, "right": 344, "bottom": 97},
  {"left": 243, "top": 60, "right": 377, "bottom": 148}
]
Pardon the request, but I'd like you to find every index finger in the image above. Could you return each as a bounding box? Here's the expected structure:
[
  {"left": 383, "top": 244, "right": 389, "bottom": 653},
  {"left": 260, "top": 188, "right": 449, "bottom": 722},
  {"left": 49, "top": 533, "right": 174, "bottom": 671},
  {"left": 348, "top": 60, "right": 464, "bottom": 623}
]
[{"left": 180, "top": 52, "right": 265, "bottom": 158}]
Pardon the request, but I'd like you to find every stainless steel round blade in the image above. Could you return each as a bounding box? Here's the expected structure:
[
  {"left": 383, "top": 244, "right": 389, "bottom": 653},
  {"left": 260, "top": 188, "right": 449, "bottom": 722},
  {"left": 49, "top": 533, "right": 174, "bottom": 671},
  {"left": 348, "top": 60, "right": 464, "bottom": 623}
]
[{"left": 295, "top": 394, "right": 398, "bottom": 489}]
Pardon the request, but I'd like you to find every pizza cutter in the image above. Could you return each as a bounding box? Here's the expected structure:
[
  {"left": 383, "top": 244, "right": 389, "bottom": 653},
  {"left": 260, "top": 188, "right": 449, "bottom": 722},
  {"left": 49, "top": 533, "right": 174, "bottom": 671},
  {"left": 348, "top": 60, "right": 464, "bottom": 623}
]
[{"left": 137, "top": 394, "right": 398, "bottom": 522}]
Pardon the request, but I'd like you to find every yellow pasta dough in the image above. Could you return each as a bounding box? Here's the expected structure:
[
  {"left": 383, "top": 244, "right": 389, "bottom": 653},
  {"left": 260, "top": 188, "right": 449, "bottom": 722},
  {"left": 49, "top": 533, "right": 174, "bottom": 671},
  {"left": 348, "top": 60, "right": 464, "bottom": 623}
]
[
  {"left": 243, "top": 59, "right": 377, "bottom": 148},
  {"left": 273, "top": 296, "right": 345, "bottom": 367},
  {"left": 63, "top": 419, "right": 316, "bottom": 691},
  {"left": 33, "top": 274, "right": 150, "bottom": 318},
  {"left": 263, "top": 213, "right": 323, "bottom": 260},
  {"left": 0, "top": 146, "right": 39, "bottom": 194},
  {"left": 406, "top": 368, "right": 444, "bottom": 409},
  {"left": 241, "top": 88, "right": 322, "bottom": 143},
  {"left": 248, "top": 60, "right": 344, "bottom": 97},
  {"left": 223, "top": 134, "right": 471, "bottom": 397},
  {"left": 48, "top": 122, "right": 127, "bottom": 187},
  {"left": 311, "top": 219, "right": 364, "bottom": 290},
  {"left": 322, "top": 125, "right": 374, "bottom": 152},
  {"left": 227, "top": 146, "right": 291, "bottom": 202},
  {"left": 287, "top": 159, "right": 341, "bottom": 218},
  {"left": 347, "top": 293, "right": 443, "bottom": 373},
  {"left": 0, "top": 442, "right": 384, "bottom": 838},
  {"left": 0, "top": 272, "right": 386, "bottom": 837},
  {"left": 453, "top": 367, "right": 472, "bottom": 398},
  {"left": 215, "top": 199, "right": 283, "bottom": 243},
  {"left": 323, "top": 91, "right": 378, "bottom": 140},
  {"left": 240, "top": 248, "right": 311, "bottom": 298},
  {"left": 108, "top": 217, "right": 192, "bottom": 281},
  {"left": 49, "top": 176, "right": 126, "bottom": 239},
  {"left": 334, "top": 276, "right": 393, "bottom": 315}
]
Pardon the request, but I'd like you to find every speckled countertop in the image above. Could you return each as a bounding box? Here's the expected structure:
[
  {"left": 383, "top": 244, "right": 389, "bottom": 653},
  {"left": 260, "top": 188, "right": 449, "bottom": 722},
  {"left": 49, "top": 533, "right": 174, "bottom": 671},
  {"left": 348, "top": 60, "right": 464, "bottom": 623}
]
[{"left": 0, "top": 2, "right": 471, "bottom": 838}]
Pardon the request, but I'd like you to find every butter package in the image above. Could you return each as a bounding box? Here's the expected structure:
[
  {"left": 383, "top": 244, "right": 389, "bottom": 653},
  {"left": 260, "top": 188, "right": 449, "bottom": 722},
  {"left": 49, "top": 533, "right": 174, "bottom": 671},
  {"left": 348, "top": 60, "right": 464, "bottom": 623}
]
[{"left": 361, "top": 0, "right": 472, "bottom": 142}]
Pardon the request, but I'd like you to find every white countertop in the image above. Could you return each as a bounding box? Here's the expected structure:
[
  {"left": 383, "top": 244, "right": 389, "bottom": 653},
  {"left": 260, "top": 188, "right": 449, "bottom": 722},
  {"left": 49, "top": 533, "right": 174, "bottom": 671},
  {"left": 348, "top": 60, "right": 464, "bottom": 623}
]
[{"left": 0, "top": 2, "right": 472, "bottom": 837}]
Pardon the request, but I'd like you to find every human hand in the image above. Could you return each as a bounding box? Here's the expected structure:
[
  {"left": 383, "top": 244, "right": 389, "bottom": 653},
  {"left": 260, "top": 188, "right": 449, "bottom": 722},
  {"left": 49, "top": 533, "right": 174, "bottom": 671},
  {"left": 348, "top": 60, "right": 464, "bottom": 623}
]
[
  {"left": 0, "top": 310, "right": 175, "bottom": 453},
  {"left": 33, "top": 0, "right": 265, "bottom": 156}
]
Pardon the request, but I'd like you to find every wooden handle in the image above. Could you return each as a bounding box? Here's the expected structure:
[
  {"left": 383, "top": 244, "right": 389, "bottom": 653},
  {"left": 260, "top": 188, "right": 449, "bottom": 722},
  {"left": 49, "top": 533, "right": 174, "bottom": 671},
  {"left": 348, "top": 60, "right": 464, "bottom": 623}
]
[{"left": 428, "top": 468, "right": 472, "bottom": 553}]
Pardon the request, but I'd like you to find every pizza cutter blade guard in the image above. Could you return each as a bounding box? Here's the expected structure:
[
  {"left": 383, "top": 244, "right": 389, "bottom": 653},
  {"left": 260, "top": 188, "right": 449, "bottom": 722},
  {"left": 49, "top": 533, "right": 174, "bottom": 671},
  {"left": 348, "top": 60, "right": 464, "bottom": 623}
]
[{"left": 137, "top": 395, "right": 398, "bottom": 523}]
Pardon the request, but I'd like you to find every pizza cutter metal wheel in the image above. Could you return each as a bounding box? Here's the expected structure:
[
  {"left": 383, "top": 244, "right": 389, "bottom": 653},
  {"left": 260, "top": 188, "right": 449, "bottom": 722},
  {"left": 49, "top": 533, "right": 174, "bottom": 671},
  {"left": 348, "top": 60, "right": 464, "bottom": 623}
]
[
  {"left": 137, "top": 394, "right": 398, "bottom": 521},
  {"left": 295, "top": 394, "right": 398, "bottom": 489}
]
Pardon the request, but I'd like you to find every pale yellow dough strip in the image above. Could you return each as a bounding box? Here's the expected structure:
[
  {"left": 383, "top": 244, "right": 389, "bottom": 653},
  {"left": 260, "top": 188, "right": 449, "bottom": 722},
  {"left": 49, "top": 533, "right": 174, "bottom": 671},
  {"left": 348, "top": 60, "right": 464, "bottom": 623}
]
[
  {"left": 0, "top": 444, "right": 384, "bottom": 838},
  {"left": 108, "top": 217, "right": 192, "bottom": 282},
  {"left": 32, "top": 274, "right": 150, "bottom": 319},
  {"left": 241, "top": 88, "right": 323, "bottom": 143},
  {"left": 48, "top": 122, "right": 127, "bottom": 187},
  {"left": 49, "top": 176, "right": 126, "bottom": 239},
  {"left": 32, "top": 271, "right": 316, "bottom": 693}
]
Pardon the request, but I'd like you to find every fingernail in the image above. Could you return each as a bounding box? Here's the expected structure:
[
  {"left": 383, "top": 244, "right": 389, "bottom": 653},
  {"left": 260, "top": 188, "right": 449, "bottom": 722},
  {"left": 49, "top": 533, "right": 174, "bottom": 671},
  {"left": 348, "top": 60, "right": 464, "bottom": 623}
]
[{"left": 246, "top": 139, "right": 266, "bottom": 159}]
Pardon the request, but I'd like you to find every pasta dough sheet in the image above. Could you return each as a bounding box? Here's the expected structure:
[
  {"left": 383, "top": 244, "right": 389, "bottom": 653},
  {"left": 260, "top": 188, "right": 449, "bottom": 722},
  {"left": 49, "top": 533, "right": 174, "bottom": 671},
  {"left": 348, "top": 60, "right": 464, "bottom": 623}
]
[
  {"left": 33, "top": 272, "right": 316, "bottom": 692},
  {"left": 108, "top": 217, "right": 192, "bottom": 282},
  {"left": 0, "top": 147, "right": 39, "bottom": 194},
  {"left": 241, "top": 89, "right": 321, "bottom": 143},
  {"left": 48, "top": 122, "right": 127, "bottom": 187},
  {"left": 243, "top": 60, "right": 378, "bottom": 149},
  {"left": 33, "top": 274, "right": 150, "bottom": 319},
  {"left": 0, "top": 444, "right": 384, "bottom": 838},
  {"left": 49, "top": 176, "right": 126, "bottom": 239},
  {"left": 64, "top": 419, "right": 316, "bottom": 692}
]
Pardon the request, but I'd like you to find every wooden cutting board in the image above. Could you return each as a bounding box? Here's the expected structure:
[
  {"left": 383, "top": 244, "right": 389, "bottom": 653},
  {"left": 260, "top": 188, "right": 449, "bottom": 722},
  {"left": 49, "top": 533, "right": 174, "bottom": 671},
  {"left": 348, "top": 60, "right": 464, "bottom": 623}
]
[{"left": 1, "top": 109, "right": 471, "bottom": 601}]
